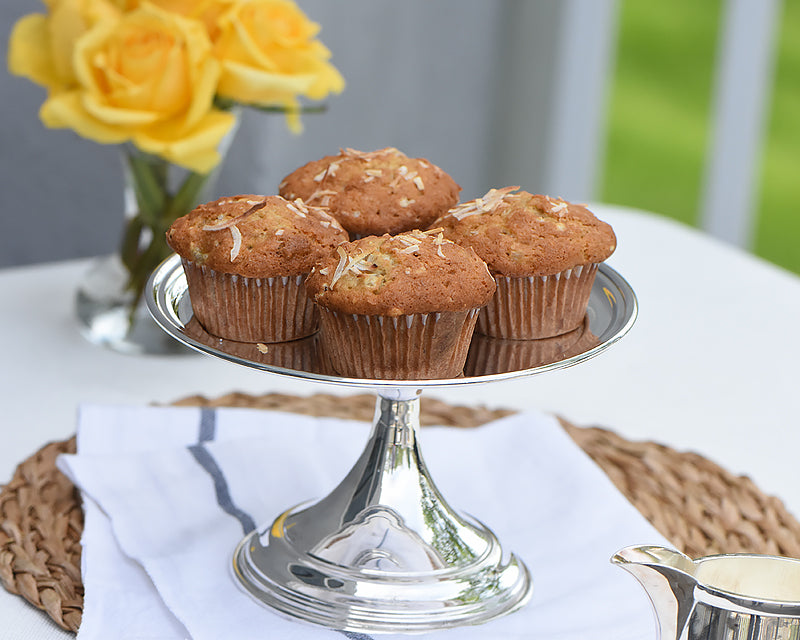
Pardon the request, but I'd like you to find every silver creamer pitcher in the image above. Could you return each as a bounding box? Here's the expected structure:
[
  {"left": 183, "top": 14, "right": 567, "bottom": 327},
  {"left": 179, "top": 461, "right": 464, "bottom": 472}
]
[{"left": 612, "top": 545, "right": 800, "bottom": 640}]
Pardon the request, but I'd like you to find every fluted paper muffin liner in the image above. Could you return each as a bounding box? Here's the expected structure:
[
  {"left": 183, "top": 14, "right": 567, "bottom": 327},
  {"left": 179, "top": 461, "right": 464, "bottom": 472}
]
[
  {"left": 476, "top": 263, "right": 599, "bottom": 340},
  {"left": 181, "top": 260, "right": 317, "bottom": 343},
  {"left": 318, "top": 308, "right": 480, "bottom": 379}
]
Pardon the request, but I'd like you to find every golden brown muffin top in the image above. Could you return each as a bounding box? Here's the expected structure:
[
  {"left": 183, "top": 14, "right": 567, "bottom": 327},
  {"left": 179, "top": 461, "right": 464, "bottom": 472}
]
[
  {"left": 432, "top": 187, "right": 616, "bottom": 276},
  {"left": 166, "top": 195, "right": 347, "bottom": 278},
  {"left": 305, "top": 229, "right": 496, "bottom": 316},
  {"left": 279, "top": 147, "right": 461, "bottom": 237}
]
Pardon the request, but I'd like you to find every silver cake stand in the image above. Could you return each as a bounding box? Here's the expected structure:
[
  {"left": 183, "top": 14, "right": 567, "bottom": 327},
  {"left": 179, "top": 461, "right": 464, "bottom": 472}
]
[{"left": 147, "top": 254, "right": 637, "bottom": 634}]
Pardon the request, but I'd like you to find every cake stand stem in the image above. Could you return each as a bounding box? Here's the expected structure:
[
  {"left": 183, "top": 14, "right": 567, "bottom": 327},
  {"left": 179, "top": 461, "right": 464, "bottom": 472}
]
[{"left": 299, "top": 388, "right": 474, "bottom": 565}]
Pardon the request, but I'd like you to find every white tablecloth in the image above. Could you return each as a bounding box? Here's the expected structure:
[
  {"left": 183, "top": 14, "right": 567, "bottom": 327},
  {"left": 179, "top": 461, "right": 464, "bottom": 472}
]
[{"left": 2, "top": 205, "right": 800, "bottom": 639}]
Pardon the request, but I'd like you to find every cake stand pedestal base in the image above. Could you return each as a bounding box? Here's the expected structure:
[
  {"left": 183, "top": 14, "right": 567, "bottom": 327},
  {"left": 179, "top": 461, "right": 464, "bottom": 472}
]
[{"left": 232, "top": 390, "right": 532, "bottom": 633}]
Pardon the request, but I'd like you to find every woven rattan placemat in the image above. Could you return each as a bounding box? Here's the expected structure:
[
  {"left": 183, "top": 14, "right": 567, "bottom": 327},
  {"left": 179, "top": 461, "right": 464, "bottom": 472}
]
[{"left": 3, "top": 392, "right": 800, "bottom": 633}]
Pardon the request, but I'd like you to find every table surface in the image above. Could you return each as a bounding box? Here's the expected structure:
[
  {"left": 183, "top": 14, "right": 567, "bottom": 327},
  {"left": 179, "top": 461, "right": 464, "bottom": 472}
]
[{"left": 3, "top": 204, "right": 800, "bottom": 639}]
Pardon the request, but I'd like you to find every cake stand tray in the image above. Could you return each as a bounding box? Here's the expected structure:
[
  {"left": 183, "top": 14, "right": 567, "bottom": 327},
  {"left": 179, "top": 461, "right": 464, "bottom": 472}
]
[{"left": 146, "top": 255, "right": 637, "bottom": 633}]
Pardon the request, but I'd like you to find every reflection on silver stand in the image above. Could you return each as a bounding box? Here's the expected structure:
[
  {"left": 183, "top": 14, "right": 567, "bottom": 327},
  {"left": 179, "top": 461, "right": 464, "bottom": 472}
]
[{"left": 147, "top": 255, "right": 637, "bottom": 633}]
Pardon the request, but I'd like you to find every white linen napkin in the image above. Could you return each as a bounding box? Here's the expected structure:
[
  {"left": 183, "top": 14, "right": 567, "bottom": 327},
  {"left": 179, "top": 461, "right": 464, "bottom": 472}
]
[{"left": 57, "top": 404, "right": 668, "bottom": 639}]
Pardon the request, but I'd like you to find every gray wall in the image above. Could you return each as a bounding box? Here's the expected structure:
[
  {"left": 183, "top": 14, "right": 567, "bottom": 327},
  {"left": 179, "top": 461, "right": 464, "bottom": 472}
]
[{"left": 1, "top": 1, "right": 617, "bottom": 268}]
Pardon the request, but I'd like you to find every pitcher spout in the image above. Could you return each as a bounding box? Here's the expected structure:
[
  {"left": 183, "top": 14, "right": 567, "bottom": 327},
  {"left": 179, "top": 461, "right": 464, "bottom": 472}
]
[{"left": 612, "top": 545, "right": 697, "bottom": 640}]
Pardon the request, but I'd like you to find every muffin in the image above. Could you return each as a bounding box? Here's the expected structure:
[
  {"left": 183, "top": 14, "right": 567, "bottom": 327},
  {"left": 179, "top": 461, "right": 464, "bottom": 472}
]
[
  {"left": 433, "top": 187, "right": 616, "bottom": 339},
  {"left": 305, "top": 229, "right": 496, "bottom": 379},
  {"left": 279, "top": 147, "right": 461, "bottom": 238},
  {"left": 167, "top": 194, "right": 347, "bottom": 343}
]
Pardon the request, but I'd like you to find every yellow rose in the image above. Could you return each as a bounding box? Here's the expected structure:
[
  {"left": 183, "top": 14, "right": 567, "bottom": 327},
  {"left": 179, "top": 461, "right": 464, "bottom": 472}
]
[
  {"left": 8, "top": 0, "right": 119, "bottom": 91},
  {"left": 110, "top": 0, "right": 232, "bottom": 38},
  {"left": 212, "top": 0, "right": 344, "bottom": 121},
  {"left": 38, "top": 3, "right": 236, "bottom": 173}
]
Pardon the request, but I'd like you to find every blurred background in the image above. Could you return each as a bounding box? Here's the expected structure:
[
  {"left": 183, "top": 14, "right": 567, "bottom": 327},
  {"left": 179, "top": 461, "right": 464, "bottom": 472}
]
[{"left": 2, "top": 0, "right": 798, "bottom": 272}]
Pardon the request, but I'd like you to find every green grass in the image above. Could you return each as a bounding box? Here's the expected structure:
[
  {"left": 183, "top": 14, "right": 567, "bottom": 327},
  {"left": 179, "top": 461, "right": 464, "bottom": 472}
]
[
  {"left": 601, "top": 0, "right": 722, "bottom": 226},
  {"left": 602, "top": 0, "right": 800, "bottom": 273},
  {"left": 754, "top": 0, "right": 800, "bottom": 272}
]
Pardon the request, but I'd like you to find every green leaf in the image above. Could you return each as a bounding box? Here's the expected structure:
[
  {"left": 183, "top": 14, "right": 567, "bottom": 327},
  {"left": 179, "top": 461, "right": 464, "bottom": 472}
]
[
  {"left": 213, "top": 96, "right": 328, "bottom": 115},
  {"left": 247, "top": 103, "right": 327, "bottom": 115},
  {"left": 124, "top": 228, "right": 172, "bottom": 309}
]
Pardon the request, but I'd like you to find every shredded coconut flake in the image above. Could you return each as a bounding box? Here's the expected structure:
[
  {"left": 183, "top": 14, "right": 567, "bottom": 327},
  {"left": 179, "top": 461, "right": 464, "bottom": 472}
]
[
  {"left": 390, "top": 165, "right": 419, "bottom": 189},
  {"left": 342, "top": 147, "right": 400, "bottom": 161},
  {"left": 329, "top": 246, "right": 382, "bottom": 288},
  {"left": 315, "top": 208, "right": 343, "bottom": 230},
  {"left": 286, "top": 202, "right": 307, "bottom": 218},
  {"left": 447, "top": 186, "right": 519, "bottom": 221},
  {"left": 331, "top": 246, "right": 350, "bottom": 287},
  {"left": 433, "top": 231, "right": 447, "bottom": 257},
  {"left": 275, "top": 229, "right": 285, "bottom": 236},
  {"left": 395, "top": 235, "right": 418, "bottom": 247},
  {"left": 391, "top": 228, "right": 450, "bottom": 258},
  {"left": 399, "top": 197, "right": 414, "bottom": 208},
  {"left": 313, "top": 161, "right": 340, "bottom": 183},
  {"left": 304, "top": 188, "right": 338, "bottom": 205},
  {"left": 413, "top": 176, "right": 425, "bottom": 191},
  {"left": 291, "top": 198, "right": 310, "bottom": 215},
  {"left": 202, "top": 198, "right": 268, "bottom": 231},
  {"left": 229, "top": 225, "right": 242, "bottom": 261},
  {"left": 547, "top": 198, "right": 569, "bottom": 217}
]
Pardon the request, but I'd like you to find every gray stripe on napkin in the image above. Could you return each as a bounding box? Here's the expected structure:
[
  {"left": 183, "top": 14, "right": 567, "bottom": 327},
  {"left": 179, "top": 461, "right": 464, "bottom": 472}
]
[
  {"left": 189, "top": 409, "right": 256, "bottom": 535},
  {"left": 188, "top": 444, "right": 257, "bottom": 535},
  {"left": 192, "top": 408, "right": 375, "bottom": 639},
  {"left": 198, "top": 407, "right": 216, "bottom": 442}
]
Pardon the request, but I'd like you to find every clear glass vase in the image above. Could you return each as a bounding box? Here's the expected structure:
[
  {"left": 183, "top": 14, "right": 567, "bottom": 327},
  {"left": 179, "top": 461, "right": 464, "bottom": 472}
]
[{"left": 75, "top": 121, "right": 237, "bottom": 354}]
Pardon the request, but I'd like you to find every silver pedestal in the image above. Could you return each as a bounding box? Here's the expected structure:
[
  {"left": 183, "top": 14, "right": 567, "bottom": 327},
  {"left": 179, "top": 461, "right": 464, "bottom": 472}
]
[
  {"left": 147, "top": 255, "right": 637, "bottom": 633},
  {"left": 232, "top": 391, "right": 531, "bottom": 632}
]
